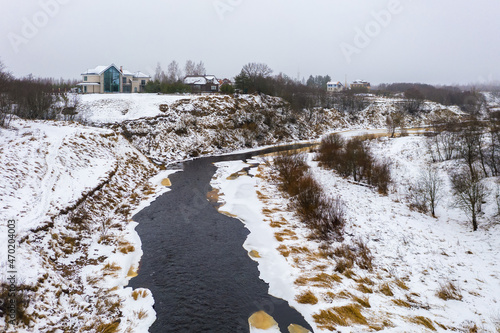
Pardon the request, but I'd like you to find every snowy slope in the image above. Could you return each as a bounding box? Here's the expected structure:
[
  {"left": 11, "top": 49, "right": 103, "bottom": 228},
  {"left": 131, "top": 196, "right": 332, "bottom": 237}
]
[
  {"left": 0, "top": 118, "right": 170, "bottom": 332},
  {"left": 211, "top": 133, "right": 500, "bottom": 332},
  {"left": 76, "top": 93, "right": 195, "bottom": 123}
]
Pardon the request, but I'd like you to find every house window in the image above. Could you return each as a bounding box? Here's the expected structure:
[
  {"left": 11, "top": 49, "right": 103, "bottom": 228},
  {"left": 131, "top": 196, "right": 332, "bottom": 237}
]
[
  {"left": 84, "top": 86, "right": 87, "bottom": 93},
  {"left": 123, "top": 77, "right": 127, "bottom": 84},
  {"left": 211, "top": 85, "right": 217, "bottom": 91},
  {"left": 103, "top": 66, "right": 120, "bottom": 93},
  {"left": 141, "top": 80, "right": 146, "bottom": 85},
  {"left": 84, "top": 76, "right": 87, "bottom": 81}
]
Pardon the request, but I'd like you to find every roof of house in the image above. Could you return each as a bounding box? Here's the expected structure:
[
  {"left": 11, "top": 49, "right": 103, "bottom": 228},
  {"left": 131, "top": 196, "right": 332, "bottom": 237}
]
[
  {"left": 327, "top": 81, "right": 342, "bottom": 85},
  {"left": 81, "top": 64, "right": 119, "bottom": 76},
  {"left": 133, "top": 71, "right": 150, "bottom": 78},
  {"left": 184, "top": 75, "right": 219, "bottom": 85},
  {"left": 81, "top": 64, "right": 150, "bottom": 78},
  {"left": 184, "top": 76, "right": 207, "bottom": 85}
]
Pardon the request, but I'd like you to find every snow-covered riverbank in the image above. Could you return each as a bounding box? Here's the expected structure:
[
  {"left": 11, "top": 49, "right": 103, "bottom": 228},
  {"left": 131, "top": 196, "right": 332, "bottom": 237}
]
[
  {"left": 0, "top": 118, "right": 175, "bottom": 332},
  {"left": 211, "top": 133, "right": 500, "bottom": 332}
]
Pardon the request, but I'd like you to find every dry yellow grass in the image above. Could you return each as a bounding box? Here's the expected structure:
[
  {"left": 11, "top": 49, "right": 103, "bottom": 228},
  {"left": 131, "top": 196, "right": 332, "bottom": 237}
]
[
  {"left": 392, "top": 299, "right": 411, "bottom": 308},
  {"left": 309, "top": 273, "right": 342, "bottom": 287},
  {"left": 313, "top": 304, "right": 368, "bottom": 328},
  {"left": 395, "top": 279, "right": 410, "bottom": 290},
  {"left": 269, "top": 220, "right": 286, "bottom": 228},
  {"left": 277, "top": 245, "right": 290, "bottom": 257},
  {"left": 119, "top": 244, "right": 135, "bottom": 254},
  {"left": 96, "top": 321, "right": 120, "bottom": 333},
  {"left": 379, "top": 283, "right": 394, "bottom": 296},
  {"left": 294, "top": 276, "right": 308, "bottom": 286},
  {"left": 102, "top": 262, "right": 121, "bottom": 277},
  {"left": 436, "top": 281, "right": 462, "bottom": 301},
  {"left": 355, "top": 276, "right": 375, "bottom": 286},
  {"left": 134, "top": 309, "right": 148, "bottom": 320},
  {"left": 296, "top": 290, "right": 319, "bottom": 305},
  {"left": 132, "top": 289, "right": 149, "bottom": 301},
  {"left": 356, "top": 283, "right": 373, "bottom": 294},
  {"left": 353, "top": 296, "right": 371, "bottom": 308},
  {"left": 409, "top": 316, "right": 436, "bottom": 331}
]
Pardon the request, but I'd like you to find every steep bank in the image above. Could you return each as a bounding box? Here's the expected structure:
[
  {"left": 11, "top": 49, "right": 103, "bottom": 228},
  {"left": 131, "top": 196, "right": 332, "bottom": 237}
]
[{"left": 101, "top": 94, "right": 466, "bottom": 163}]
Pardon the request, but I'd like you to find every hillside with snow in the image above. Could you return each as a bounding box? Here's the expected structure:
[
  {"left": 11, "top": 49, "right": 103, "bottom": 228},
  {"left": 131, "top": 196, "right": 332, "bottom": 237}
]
[
  {"left": 0, "top": 92, "right": 494, "bottom": 332},
  {"left": 211, "top": 133, "right": 500, "bottom": 332},
  {"left": 75, "top": 93, "right": 468, "bottom": 163},
  {"left": 0, "top": 118, "right": 175, "bottom": 332}
]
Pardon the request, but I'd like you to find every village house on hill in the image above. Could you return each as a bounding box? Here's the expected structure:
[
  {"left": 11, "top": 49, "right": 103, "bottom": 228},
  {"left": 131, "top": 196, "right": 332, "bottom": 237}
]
[
  {"left": 183, "top": 75, "right": 219, "bottom": 93},
  {"left": 77, "top": 64, "right": 151, "bottom": 94},
  {"left": 350, "top": 79, "right": 371, "bottom": 90},
  {"left": 327, "top": 81, "right": 344, "bottom": 92}
]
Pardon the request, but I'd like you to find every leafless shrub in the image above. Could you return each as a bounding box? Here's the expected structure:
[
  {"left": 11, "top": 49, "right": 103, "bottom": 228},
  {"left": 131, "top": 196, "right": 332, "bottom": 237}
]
[
  {"left": 273, "top": 152, "right": 345, "bottom": 240},
  {"left": 408, "top": 165, "right": 443, "bottom": 216},
  {"left": 353, "top": 238, "right": 373, "bottom": 271},
  {"left": 332, "top": 239, "right": 373, "bottom": 272},
  {"left": 272, "top": 153, "right": 308, "bottom": 196},
  {"left": 317, "top": 133, "right": 345, "bottom": 169},
  {"left": 318, "top": 135, "right": 391, "bottom": 194}
]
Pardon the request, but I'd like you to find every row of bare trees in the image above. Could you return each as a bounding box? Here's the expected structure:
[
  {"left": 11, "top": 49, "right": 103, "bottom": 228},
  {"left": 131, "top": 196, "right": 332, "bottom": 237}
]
[
  {"left": 153, "top": 60, "right": 206, "bottom": 84},
  {"left": 428, "top": 120, "right": 500, "bottom": 178},
  {"left": 0, "top": 60, "right": 80, "bottom": 126},
  {"left": 410, "top": 118, "right": 500, "bottom": 231}
]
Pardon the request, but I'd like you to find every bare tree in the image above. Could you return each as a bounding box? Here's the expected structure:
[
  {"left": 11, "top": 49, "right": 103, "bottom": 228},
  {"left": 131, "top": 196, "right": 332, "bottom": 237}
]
[
  {"left": 419, "top": 165, "right": 443, "bottom": 217},
  {"left": 154, "top": 62, "right": 165, "bottom": 82},
  {"left": 450, "top": 166, "right": 487, "bottom": 231},
  {"left": 458, "top": 124, "right": 483, "bottom": 178},
  {"left": 386, "top": 111, "right": 405, "bottom": 138},
  {"left": 194, "top": 61, "right": 206, "bottom": 76},
  {"left": 167, "top": 60, "right": 182, "bottom": 83},
  {"left": 241, "top": 62, "right": 273, "bottom": 81},
  {"left": 185, "top": 60, "right": 196, "bottom": 76}
]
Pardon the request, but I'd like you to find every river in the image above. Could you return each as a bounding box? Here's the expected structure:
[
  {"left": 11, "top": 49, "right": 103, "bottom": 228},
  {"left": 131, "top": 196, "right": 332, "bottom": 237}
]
[{"left": 130, "top": 143, "right": 315, "bottom": 332}]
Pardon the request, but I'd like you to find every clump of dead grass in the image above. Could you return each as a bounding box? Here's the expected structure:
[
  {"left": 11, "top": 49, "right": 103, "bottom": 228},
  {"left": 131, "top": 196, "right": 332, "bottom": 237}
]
[
  {"left": 436, "top": 281, "right": 462, "bottom": 301},
  {"left": 296, "top": 290, "right": 319, "bottom": 305}
]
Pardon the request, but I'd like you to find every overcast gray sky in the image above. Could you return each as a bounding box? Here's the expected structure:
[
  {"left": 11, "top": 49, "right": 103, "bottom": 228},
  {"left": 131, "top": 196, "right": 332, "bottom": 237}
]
[{"left": 1, "top": 0, "right": 499, "bottom": 85}]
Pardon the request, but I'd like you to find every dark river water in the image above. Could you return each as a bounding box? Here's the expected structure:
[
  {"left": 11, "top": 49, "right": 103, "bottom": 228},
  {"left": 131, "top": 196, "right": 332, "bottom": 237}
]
[{"left": 130, "top": 144, "right": 315, "bottom": 333}]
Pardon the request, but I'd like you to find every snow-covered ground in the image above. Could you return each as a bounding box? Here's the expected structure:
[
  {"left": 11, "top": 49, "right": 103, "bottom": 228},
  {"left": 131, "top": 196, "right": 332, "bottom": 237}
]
[
  {"left": 0, "top": 92, "right": 484, "bottom": 332},
  {"left": 0, "top": 118, "right": 174, "bottom": 332},
  {"left": 211, "top": 133, "right": 500, "bottom": 332},
  {"left": 76, "top": 93, "right": 195, "bottom": 123}
]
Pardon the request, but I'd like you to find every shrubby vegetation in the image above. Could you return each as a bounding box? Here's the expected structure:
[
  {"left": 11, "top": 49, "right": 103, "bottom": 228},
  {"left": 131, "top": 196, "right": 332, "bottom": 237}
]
[
  {"left": 317, "top": 134, "right": 392, "bottom": 195},
  {"left": 272, "top": 153, "right": 345, "bottom": 240},
  {"left": 377, "top": 82, "right": 485, "bottom": 114},
  {"left": 0, "top": 60, "right": 79, "bottom": 126}
]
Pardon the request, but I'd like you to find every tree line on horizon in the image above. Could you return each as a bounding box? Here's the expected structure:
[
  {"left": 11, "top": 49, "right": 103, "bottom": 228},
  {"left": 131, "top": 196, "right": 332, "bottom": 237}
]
[{"left": 0, "top": 58, "right": 496, "bottom": 126}]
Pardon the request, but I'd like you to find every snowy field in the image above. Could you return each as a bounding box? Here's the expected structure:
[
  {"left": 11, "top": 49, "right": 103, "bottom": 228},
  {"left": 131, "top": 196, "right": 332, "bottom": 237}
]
[
  {"left": 77, "top": 93, "right": 196, "bottom": 123},
  {"left": 211, "top": 133, "right": 500, "bottom": 332}
]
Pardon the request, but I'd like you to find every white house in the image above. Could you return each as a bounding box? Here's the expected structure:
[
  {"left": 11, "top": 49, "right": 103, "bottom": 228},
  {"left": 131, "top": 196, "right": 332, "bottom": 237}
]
[
  {"left": 77, "top": 64, "right": 151, "bottom": 94},
  {"left": 327, "top": 81, "right": 344, "bottom": 92}
]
